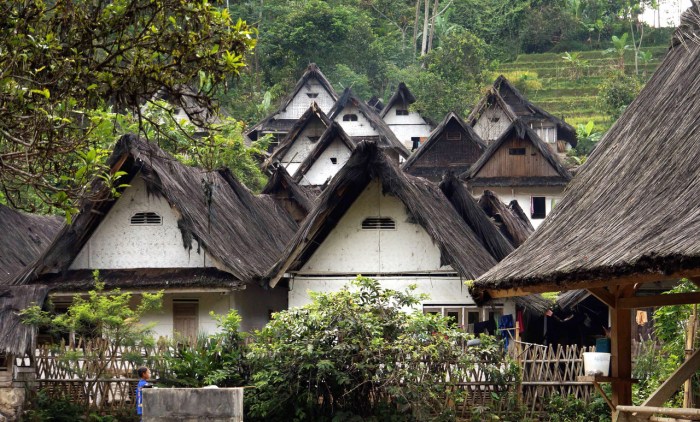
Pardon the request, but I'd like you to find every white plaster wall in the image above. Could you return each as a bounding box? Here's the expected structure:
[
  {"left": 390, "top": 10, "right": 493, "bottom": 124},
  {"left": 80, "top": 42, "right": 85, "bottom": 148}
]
[
  {"left": 300, "top": 181, "right": 447, "bottom": 272},
  {"left": 139, "top": 286, "right": 287, "bottom": 338},
  {"left": 383, "top": 106, "right": 433, "bottom": 148},
  {"left": 471, "top": 186, "right": 565, "bottom": 229},
  {"left": 298, "top": 138, "right": 352, "bottom": 186},
  {"left": 70, "top": 176, "right": 215, "bottom": 269},
  {"left": 334, "top": 105, "right": 379, "bottom": 137},
  {"left": 280, "top": 120, "right": 327, "bottom": 167},
  {"left": 276, "top": 79, "right": 335, "bottom": 119},
  {"left": 288, "top": 275, "right": 472, "bottom": 309},
  {"left": 473, "top": 106, "right": 512, "bottom": 142}
]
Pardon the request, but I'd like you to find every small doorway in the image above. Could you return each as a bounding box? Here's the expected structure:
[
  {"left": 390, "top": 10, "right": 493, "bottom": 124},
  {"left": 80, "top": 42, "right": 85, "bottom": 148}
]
[{"left": 173, "top": 300, "right": 198, "bottom": 342}]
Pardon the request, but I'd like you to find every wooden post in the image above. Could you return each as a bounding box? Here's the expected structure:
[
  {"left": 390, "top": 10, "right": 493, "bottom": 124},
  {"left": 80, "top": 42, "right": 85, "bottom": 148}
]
[
  {"left": 683, "top": 304, "right": 696, "bottom": 409},
  {"left": 611, "top": 301, "right": 633, "bottom": 407}
]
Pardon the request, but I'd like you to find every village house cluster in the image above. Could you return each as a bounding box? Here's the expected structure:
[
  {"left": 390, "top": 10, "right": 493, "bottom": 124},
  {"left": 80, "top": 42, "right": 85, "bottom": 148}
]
[{"left": 0, "top": 63, "right": 589, "bottom": 353}]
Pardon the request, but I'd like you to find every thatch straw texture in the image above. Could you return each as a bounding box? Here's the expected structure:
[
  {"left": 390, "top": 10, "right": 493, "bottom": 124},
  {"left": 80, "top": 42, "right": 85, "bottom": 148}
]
[
  {"left": 262, "top": 164, "right": 319, "bottom": 223},
  {"left": 471, "top": 8, "right": 700, "bottom": 301},
  {"left": 267, "top": 141, "right": 499, "bottom": 287},
  {"left": 0, "top": 285, "right": 49, "bottom": 354},
  {"left": 18, "top": 135, "right": 297, "bottom": 286},
  {"left": 0, "top": 204, "right": 61, "bottom": 284},
  {"left": 292, "top": 122, "right": 357, "bottom": 183},
  {"left": 438, "top": 174, "right": 514, "bottom": 261},
  {"left": 379, "top": 82, "right": 416, "bottom": 118},
  {"left": 477, "top": 191, "right": 534, "bottom": 247}
]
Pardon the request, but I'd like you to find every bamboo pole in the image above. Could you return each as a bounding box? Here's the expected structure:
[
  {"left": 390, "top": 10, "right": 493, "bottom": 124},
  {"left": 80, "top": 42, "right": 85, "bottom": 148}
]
[{"left": 683, "top": 304, "right": 697, "bottom": 408}]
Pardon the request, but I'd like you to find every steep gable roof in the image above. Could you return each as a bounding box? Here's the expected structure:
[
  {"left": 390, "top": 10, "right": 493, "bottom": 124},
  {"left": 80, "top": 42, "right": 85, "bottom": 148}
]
[
  {"left": 262, "top": 164, "right": 319, "bottom": 222},
  {"left": 468, "top": 75, "right": 577, "bottom": 147},
  {"left": 438, "top": 174, "right": 515, "bottom": 261},
  {"left": 477, "top": 190, "right": 535, "bottom": 247},
  {"left": 263, "top": 102, "right": 331, "bottom": 170},
  {"left": 329, "top": 88, "right": 410, "bottom": 158},
  {"left": 16, "top": 135, "right": 298, "bottom": 286},
  {"left": 266, "top": 141, "right": 498, "bottom": 287},
  {"left": 402, "top": 112, "right": 486, "bottom": 180},
  {"left": 470, "top": 11, "right": 700, "bottom": 301},
  {"left": 292, "top": 122, "right": 357, "bottom": 184},
  {"left": 0, "top": 205, "right": 62, "bottom": 284},
  {"left": 464, "top": 119, "right": 572, "bottom": 186},
  {"left": 380, "top": 82, "right": 417, "bottom": 118}
]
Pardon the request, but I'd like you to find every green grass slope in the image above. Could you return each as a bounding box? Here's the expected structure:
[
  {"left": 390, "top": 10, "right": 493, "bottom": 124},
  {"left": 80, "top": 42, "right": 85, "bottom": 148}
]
[{"left": 494, "top": 46, "right": 668, "bottom": 132}]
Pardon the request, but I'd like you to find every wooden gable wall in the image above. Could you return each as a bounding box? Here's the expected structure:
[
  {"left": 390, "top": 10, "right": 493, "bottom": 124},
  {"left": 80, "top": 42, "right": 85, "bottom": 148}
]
[
  {"left": 475, "top": 135, "right": 560, "bottom": 178},
  {"left": 410, "top": 120, "right": 483, "bottom": 174}
]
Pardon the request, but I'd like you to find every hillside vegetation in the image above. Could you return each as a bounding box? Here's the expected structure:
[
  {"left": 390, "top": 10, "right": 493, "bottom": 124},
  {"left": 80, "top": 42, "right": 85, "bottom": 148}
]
[{"left": 497, "top": 45, "right": 668, "bottom": 131}]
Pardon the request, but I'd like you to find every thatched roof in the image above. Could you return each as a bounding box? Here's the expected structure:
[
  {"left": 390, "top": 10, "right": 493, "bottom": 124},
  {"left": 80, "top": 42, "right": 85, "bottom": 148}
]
[
  {"left": 262, "top": 164, "right": 319, "bottom": 223},
  {"left": 292, "top": 122, "right": 357, "bottom": 185},
  {"left": 477, "top": 191, "right": 534, "bottom": 247},
  {"left": 380, "top": 82, "right": 416, "bottom": 118},
  {"left": 467, "top": 75, "right": 577, "bottom": 147},
  {"left": 0, "top": 204, "right": 62, "bottom": 284},
  {"left": 328, "top": 88, "right": 411, "bottom": 158},
  {"left": 247, "top": 63, "right": 338, "bottom": 140},
  {"left": 402, "top": 112, "right": 486, "bottom": 181},
  {"left": 267, "top": 141, "right": 499, "bottom": 287},
  {"left": 153, "top": 84, "right": 222, "bottom": 129},
  {"left": 263, "top": 103, "right": 332, "bottom": 170},
  {"left": 464, "top": 119, "right": 572, "bottom": 187},
  {"left": 0, "top": 285, "right": 49, "bottom": 355},
  {"left": 438, "top": 174, "right": 514, "bottom": 261},
  {"left": 470, "top": 9, "right": 700, "bottom": 302},
  {"left": 17, "top": 135, "right": 298, "bottom": 287},
  {"left": 367, "top": 96, "right": 384, "bottom": 113}
]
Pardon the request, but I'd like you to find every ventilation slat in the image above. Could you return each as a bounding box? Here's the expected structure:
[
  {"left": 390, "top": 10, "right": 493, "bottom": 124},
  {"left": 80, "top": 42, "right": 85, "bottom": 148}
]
[
  {"left": 130, "top": 212, "right": 162, "bottom": 225},
  {"left": 361, "top": 217, "right": 395, "bottom": 230}
]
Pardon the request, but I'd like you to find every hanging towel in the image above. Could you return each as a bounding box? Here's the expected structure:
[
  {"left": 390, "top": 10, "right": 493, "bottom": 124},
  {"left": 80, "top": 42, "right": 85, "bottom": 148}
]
[
  {"left": 500, "top": 314, "right": 515, "bottom": 349},
  {"left": 636, "top": 310, "right": 648, "bottom": 326},
  {"left": 517, "top": 310, "right": 525, "bottom": 333}
]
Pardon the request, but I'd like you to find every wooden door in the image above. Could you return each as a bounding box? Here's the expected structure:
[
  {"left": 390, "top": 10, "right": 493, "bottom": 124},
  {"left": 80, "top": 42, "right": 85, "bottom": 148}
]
[{"left": 173, "top": 301, "right": 198, "bottom": 342}]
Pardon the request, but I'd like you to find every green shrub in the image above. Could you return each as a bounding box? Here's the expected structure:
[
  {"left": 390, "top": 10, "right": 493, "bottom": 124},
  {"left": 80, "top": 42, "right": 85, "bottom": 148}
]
[
  {"left": 23, "top": 390, "right": 84, "bottom": 422},
  {"left": 542, "top": 393, "right": 610, "bottom": 422}
]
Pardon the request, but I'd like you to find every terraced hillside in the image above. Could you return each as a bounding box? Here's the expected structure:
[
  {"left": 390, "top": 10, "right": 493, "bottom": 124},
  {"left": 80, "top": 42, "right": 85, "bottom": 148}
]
[{"left": 495, "top": 46, "right": 669, "bottom": 132}]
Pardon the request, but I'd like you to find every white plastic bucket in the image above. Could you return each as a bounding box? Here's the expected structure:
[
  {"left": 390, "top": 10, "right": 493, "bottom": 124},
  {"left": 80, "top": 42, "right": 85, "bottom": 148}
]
[{"left": 583, "top": 352, "right": 611, "bottom": 376}]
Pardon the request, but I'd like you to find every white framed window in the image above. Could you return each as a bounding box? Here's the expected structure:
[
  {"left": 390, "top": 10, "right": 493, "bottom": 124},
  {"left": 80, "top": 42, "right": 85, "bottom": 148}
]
[
  {"left": 343, "top": 114, "right": 358, "bottom": 122},
  {"left": 423, "top": 305, "right": 503, "bottom": 333},
  {"left": 130, "top": 212, "right": 163, "bottom": 225}
]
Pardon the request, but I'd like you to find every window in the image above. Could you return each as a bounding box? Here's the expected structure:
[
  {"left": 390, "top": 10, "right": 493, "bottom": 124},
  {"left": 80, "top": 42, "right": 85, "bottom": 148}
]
[
  {"left": 423, "top": 306, "right": 503, "bottom": 333},
  {"left": 446, "top": 131, "right": 461, "bottom": 140},
  {"left": 361, "top": 217, "right": 396, "bottom": 230},
  {"left": 343, "top": 114, "right": 358, "bottom": 122},
  {"left": 307, "top": 136, "right": 320, "bottom": 143},
  {"left": 0, "top": 353, "right": 7, "bottom": 371},
  {"left": 509, "top": 148, "right": 526, "bottom": 155},
  {"left": 531, "top": 196, "right": 546, "bottom": 219},
  {"left": 306, "top": 93, "right": 319, "bottom": 98},
  {"left": 489, "top": 117, "right": 500, "bottom": 123},
  {"left": 396, "top": 109, "right": 409, "bottom": 116},
  {"left": 330, "top": 157, "right": 338, "bottom": 164},
  {"left": 130, "top": 212, "right": 162, "bottom": 225}
]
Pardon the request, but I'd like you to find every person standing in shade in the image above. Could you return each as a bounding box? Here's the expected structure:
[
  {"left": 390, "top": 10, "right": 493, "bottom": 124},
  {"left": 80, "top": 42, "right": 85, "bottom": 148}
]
[{"left": 136, "top": 366, "right": 151, "bottom": 419}]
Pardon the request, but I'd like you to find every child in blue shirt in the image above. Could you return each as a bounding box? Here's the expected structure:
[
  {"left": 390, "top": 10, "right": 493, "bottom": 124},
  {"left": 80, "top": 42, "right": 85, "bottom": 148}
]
[{"left": 136, "top": 366, "right": 151, "bottom": 418}]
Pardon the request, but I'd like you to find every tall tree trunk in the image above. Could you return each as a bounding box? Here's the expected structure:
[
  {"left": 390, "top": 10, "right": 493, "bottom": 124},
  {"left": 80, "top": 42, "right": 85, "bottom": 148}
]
[
  {"left": 420, "top": 0, "right": 430, "bottom": 56},
  {"left": 413, "top": 0, "right": 421, "bottom": 57},
  {"left": 427, "top": 0, "right": 439, "bottom": 53}
]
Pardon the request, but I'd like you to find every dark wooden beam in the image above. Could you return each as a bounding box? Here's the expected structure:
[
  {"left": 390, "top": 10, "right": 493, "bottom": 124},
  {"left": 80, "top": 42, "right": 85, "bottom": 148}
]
[
  {"left": 618, "top": 292, "right": 700, "bottom": 309},
  {"left": 611, "top": 295, "right": 633, "bottom": 407},
  {"left": 588, "top": 287, "right": 616, "bottom": 308}
]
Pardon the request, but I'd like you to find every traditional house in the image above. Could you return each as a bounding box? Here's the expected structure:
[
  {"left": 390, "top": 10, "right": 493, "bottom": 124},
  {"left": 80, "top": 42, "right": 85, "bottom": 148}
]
[
  {"left": 262, "top": 103, "right": 332, "bottom": 175},
  {"left": 380, "top": 83, "right": 433, "bottom": 150},
  {"left": 15, "top": 135, "right": 298, "bottom": 339},
  {"left": 329, "top": 88, "right": 411, "bottom": 161},
  {"left": 463, "top": 120, "right": 573, "bottom": 228},
  {"left": 470, "top": 9, "right": 700, "bottom": 415},
  {"left": 290, "top": 122, "right": 357, "bottom": 188},
  {"left": 402, "top": 112, "right": 486, "bottom": 182},
  {"left": 247, "top": 63, "right": 338, "bottom": 144},
  {"left": 266, "top": 141, "right": 517, "bottom": 330},
  {"left": 477, "top": 190, "right": 534, "bottom": 247},
  {"left": 468, "top": 75, "right": 577, "bottom": 151}
]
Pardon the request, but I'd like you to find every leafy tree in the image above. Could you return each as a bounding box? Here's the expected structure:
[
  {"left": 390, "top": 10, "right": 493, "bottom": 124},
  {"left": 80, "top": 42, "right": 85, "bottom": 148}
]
[
  {"left": 605, "top": 33, "right": 632, "bottom": 70},
  {"left": 574, "top": 120, "right": 603, "bottom": 156},
  {"left": 21, "top": 271, "right": 163, "bottom": 416},
  {"left": 0, "top": 0, "right": 255, "bottom": 211},
  {"left": 597, "top": 70, "right": 642, "bottom": 120},
  {"left": 246, "top": 276, "right": 519, "bottom": 421}
]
